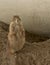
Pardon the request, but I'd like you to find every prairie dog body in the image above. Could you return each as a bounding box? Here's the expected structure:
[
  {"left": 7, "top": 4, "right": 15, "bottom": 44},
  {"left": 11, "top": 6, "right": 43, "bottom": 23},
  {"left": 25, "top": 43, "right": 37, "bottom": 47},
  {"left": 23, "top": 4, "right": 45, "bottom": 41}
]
[{"left": 8, "top": 16, "right": 25, "bottom": 53}]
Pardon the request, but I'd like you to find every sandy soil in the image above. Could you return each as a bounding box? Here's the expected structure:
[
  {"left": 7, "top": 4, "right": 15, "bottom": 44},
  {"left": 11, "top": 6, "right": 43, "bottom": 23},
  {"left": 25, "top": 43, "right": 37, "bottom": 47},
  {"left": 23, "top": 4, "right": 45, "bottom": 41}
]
[{"left": 0, "top": 21, "right": 50, "bottom": 65}]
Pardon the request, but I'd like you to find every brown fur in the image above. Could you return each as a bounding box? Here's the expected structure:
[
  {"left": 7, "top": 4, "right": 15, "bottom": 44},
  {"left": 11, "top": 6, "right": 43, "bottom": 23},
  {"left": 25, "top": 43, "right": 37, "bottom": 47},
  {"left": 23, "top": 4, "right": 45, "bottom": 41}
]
[{"left": 8, "top": 16, "right": 25, "bottom": 53}]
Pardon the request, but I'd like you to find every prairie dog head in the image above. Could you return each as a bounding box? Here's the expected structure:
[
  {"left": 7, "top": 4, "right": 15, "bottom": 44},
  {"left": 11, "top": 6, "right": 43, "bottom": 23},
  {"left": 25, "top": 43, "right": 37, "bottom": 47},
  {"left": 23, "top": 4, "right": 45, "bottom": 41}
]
[{"left": 12, "top": 15, "right": 21, "bottom": 23}]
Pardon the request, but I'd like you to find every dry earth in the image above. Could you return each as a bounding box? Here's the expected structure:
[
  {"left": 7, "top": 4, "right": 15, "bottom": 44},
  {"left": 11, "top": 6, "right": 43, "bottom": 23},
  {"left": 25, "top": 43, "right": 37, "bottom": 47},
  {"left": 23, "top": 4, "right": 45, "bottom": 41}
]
[{"left": 0, "top": 21, "right": 50, "bottom": 65}]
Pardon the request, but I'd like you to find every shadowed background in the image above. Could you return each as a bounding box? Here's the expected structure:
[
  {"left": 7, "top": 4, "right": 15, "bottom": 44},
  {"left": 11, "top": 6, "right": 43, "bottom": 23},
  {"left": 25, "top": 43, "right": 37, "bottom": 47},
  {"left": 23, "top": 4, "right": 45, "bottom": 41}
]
[{"left": 0, "top": 0, "right": 50, "bottom": 35}]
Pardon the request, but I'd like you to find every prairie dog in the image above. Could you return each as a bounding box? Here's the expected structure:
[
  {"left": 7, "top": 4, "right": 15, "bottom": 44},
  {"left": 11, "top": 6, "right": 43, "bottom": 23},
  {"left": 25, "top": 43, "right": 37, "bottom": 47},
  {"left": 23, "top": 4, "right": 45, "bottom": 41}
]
[{"left": 8, "top": 16, "right": 25, "bottom": 53}]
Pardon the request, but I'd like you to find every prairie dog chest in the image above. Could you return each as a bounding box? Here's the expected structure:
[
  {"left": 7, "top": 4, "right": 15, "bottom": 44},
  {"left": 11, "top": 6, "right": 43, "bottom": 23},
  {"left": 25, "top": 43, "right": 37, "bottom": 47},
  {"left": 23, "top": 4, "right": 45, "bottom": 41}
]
[
  {"left": 14, "top": 22, "right": 22, "bottom": 37},
  {"left": 14, "top": 23, "right": 21, "bottom": 32}
]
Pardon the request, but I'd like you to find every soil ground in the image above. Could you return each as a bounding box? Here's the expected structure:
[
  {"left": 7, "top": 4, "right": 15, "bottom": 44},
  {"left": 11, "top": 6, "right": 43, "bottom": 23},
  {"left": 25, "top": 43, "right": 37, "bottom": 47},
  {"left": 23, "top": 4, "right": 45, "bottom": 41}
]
[{"left": 0, "top": 21, "right": 50, "bottom": 65}]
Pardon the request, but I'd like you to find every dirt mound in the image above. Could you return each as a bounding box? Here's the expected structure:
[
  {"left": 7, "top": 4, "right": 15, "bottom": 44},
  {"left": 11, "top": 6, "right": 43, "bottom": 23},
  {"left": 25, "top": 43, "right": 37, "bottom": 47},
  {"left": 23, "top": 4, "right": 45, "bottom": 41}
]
[{"left": 0, "top": 21, "right": 50, "bottom": 65}]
